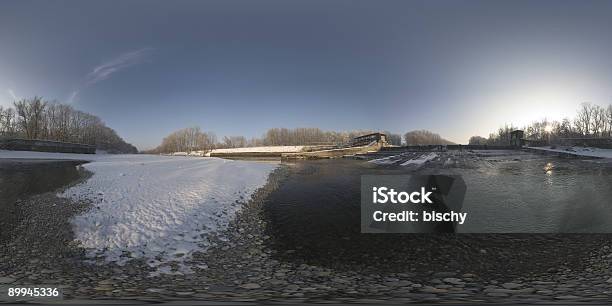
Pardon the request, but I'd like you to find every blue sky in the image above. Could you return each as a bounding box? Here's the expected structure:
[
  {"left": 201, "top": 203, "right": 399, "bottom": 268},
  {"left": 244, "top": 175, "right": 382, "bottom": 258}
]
[{"left": 2, "top": 0, "right": 612, "bottom": 149}]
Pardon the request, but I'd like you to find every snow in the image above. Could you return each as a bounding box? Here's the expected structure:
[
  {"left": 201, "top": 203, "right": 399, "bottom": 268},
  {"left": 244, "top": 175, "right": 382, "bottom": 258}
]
[
  {"left": 368, "top": 152, "right": 438, "bottom": 167},
  {"left": 369, "top": 154, "right": 405, "bottom": 165},
  {"left": 208, "top": 146, "right": 304, "bottom": 154},
  {"left": 528, "top": 146, "right": 612, "bottom": 159},
  {"left": 400, "top": 152, "right": 438, "bottom": 166},
  {"left": 0, "top": 150, "right": 277, "bottom": 274}
]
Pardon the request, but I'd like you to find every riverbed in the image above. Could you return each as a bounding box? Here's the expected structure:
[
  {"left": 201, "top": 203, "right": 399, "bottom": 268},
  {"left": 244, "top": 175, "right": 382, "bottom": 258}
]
[
  {"left": 3, "top": 151, "right": 612, "bottom": 303},
  {"left": 0, "top": 158, "right": 86, "bottom": 242}
]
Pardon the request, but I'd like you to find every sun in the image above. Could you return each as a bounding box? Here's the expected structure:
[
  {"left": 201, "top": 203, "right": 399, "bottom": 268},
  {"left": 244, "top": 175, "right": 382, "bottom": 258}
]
[{"left": 544, "top": 125, "right": 553, "bottom": 133}]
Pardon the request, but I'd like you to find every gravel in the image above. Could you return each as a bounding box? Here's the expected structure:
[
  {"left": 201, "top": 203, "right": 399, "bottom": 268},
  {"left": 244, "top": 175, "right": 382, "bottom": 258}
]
[{"left": 2, "top": 163, "right": 612, "bottom": 303}]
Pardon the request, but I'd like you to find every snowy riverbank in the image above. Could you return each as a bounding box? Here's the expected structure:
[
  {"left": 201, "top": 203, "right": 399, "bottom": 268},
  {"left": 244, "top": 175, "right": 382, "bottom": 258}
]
[
  {"left": 527, "top": 146, "right": 612, "bottom": 159},
  {"left": 0, "top": 151, "right": 278, "bottom": 274}
]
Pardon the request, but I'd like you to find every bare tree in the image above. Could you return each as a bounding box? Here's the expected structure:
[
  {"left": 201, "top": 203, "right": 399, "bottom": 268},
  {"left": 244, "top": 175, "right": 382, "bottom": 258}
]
[
  {"left": 468, "top": 136, "right": 487, "bottom": 145},
  {"left": 3, "top": 97, "right": 136, "bottom": 153},
  {"left": 607, "top": 105, "right": 612, "bottom": 137},
  {"left": 575, "top": 103, "right": 592, "bottom": 136},
  {"left": 404, "top": 130, "right": 455, "bottom": 145}
]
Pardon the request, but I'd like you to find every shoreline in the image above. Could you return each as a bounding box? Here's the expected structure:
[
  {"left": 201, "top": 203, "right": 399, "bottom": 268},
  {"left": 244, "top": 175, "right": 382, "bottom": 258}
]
[{"left": 2, "top": 159, "right": 612, "bottom": 303}]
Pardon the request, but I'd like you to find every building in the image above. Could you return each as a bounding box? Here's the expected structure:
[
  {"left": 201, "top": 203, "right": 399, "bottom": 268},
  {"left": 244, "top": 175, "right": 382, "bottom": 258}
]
[
  {"left": 510, "top": 130, "right": 525, "bottom": 147},
  {"left": 351, "top": 132, "right": 387, "bottom": 147}
]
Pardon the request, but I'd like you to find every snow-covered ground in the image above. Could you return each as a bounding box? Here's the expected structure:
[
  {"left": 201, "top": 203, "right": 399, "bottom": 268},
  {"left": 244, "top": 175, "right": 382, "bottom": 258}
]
[
  {"left": 528, "top": 146, "right": 612, "bottom": 159},
  {"left": 368, "top": 152, "right": 438, "bottom": 167},
  {"left": 368, "top": 153, "right": 407, "bottom": 165},
  {"left": 0, "top": 150, "right": 277, "bottom": 274},
  {"left": 208, "top": 145, "right": 304, "bottom": 154},
  {"left": 400, "top": 152, "right": 438, "bottom": 166}
]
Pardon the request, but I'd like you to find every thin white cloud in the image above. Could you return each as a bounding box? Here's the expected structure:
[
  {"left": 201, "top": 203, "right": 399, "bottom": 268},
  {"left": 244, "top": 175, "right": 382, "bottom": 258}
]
[
  {"left": 7, "top": 88, "right": 18, "bottom": 100},
  {"left": 86, "top": 47, "right": 153, "bottom": 85},
  {"left": 3, "top": 48, "right": 153, "bottom": 106},
  {"left": 67, "top": 90, "right": 78, "bottom": 103}
]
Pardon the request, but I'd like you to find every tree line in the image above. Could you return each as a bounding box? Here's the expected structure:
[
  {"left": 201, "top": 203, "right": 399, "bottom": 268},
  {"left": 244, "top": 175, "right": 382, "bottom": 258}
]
[
  {"left": 0, "top": 97, "right": 137, "bottom": 153},
  {"left": 470, "top": 102, "right": 612, "bottom": 145},
  {"left": 148, "top": 127, "right": 404, "bottom": 154},
  {"left": 403, "top": 130, "right": 454, "bottom": 145}
]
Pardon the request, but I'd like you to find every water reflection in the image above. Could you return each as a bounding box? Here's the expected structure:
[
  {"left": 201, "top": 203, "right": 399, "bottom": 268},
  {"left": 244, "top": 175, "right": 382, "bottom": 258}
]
[
  {"left": 265, "top": 157, "right": 612, "bottom": 237},
  {"left": 262, "top": 156, "right": 612, "bottom": 272},
  {"left": 544, "top": 162, "right": 554, "bottom": 175}
]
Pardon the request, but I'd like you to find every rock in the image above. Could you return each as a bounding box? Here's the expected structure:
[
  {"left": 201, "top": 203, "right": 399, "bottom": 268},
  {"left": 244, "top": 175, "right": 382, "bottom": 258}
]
[
  {"left": 40, "top": 269, "right": 57, "bottom": 274},
  {"left": 0, "top": 277, "right": 16, "bottom": 284},
  {"left": 484, "top": 287, "right": 535, "bottom": 295},
  {"left": 532, "top": 281, "right": 556, "bottom": 285},
  {"left": 240, "top": 283, "right": 261, "bottom": 289},
  {"left": 268, "top": 279, "right": 287, "bottom": 286},
  {"left": 487, "top": 292, "right": 509, "bottom": 297},
  {"left": 316, "top": 271, "right": 331, "bottom": 277},
  {"left": 146, "top": 288, "right": 169, "bottom": 294},
  {"left": 443, "top": 278, "right": 464, "bottom": 285},
  {"left": 502, "top": 282, "right": 521, "bottom": 289},
  {"left": 432, "top": 272, "right": 456, "bottom": 278},
  {"left": 94, "top": 286, "right": 114, "bottom": 291},
  {"left": 206, "top": 285, "right": 233, "bottom": 292},
  {"left": 421, "top": 286, "right": 448, "bottom": 293},
  {"left": 98, "top": 279, "right": 114, "bottom": 285},
  {"left": 554, "top": 295, "right": 581, "bottom": 300}
]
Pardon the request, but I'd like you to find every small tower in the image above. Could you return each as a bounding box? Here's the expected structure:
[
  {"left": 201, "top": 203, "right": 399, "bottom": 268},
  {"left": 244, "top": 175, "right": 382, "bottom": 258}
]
[{"left": 510, "top": 130, "right": 525, "bottom": 147}]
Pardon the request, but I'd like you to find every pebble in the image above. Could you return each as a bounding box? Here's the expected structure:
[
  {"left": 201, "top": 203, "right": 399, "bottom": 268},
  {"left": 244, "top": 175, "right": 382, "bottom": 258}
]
[
  {"left": 443, "top": 278, "right": 464, "bottom": 285},
  {"left": 554, "top": 295, "right": 581, "bottom": 300},
  {"left": 4, "top": 166, "right": 612, "bottom": 303},
  {"left": 240, "top": 283, "right": 261, "bottom": 289},
  {"left": 502, "top": 282, "right": 522, "bottom": 289}
]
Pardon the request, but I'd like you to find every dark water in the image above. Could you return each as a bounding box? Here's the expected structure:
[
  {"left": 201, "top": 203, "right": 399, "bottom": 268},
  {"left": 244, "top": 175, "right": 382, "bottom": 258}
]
[
  {"left": 263, "top": 159, "right": 439, "bottom": 267},
  {"left": 262, "top": 157, "right": 612, "bottom": 269},
  {"left": 458, "top": 158, "right": 612, "bottom": 232},
  {"left": 0, "top": 159, "right": 86, "bottom": 242}
]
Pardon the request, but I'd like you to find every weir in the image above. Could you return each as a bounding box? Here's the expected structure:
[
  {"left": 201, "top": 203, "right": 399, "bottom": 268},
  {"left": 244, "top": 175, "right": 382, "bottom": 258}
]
[
  {"left": 282, "top": 133, "right": 388, "bottom": 159},
  {"left": 281, "top": 132, "right": 527, "bottom": 160}
]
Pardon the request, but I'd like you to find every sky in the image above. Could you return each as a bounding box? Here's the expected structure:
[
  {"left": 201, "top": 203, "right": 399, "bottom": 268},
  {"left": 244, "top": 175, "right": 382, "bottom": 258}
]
[{"left": 2, "top": 0, "right": 612, "bottom": 150}]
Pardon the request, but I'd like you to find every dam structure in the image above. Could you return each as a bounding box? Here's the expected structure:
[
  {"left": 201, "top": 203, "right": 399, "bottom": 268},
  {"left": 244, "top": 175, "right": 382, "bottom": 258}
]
[{"left": 281, "top": 133, "right": 388, "bottom": 160}]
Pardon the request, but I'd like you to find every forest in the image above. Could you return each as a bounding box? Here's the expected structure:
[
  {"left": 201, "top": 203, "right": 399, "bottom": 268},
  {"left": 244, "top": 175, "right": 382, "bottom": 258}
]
[
  {"left": 470, "top": 102, "right": 612, "bottom": 146},
  {"left": 0, "top": 97, "right": 137, "bottom": 153},
  {"left": 403, "top": 130, "right": 454, "bottom": 146}
]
